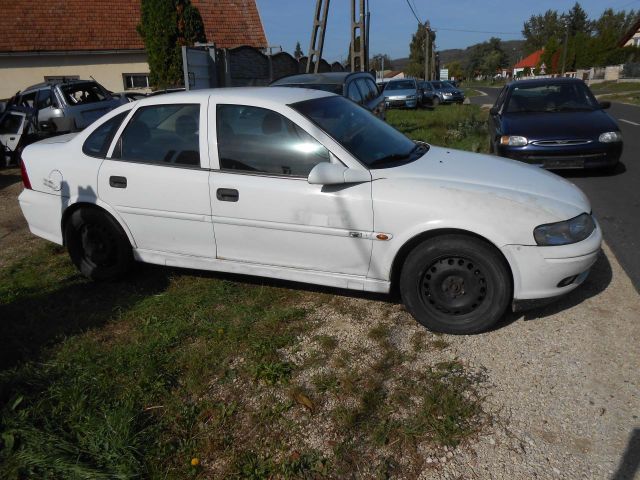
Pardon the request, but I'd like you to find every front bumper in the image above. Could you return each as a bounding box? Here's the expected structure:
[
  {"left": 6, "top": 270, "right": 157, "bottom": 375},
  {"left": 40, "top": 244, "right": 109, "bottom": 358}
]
[
  {"left": 497, "top": 141, "right": 622, "bottom": 169},
  {"left": 385, "top": 98, "right": 417, "bottom": 108},
  {"left": 440, "top": 94, "right": 465, "bottom": 104},
  {"left": 501, "top": 220, "right": 602, "bottom": 301}
]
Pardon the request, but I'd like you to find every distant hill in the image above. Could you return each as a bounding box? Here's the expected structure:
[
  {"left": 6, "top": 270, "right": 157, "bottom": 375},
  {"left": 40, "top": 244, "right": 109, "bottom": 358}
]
[{"left": 391, "top": 39, "right": 526, "bottom": 72}]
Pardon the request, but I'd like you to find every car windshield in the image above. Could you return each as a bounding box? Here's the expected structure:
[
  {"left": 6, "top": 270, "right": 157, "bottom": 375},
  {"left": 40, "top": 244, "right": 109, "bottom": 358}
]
[
  {"left": 505, "top": 82, "right": 599, "bottom": 113},
  {"left": 431, "top": 82, "right": 444, "bottom": 89},
  {"left": 292, "top": 96, "right": 428, "bottom": 169},
  {"left": 277, "top": 83, "right": 343, "bottom": 95},
  {"left": 443, "top": 81, "right": 455, "bottom": 88},
  {"left": 385, "top": 81, "right": 415, "bottom": 91},
  {"left": 60, "top": 82, "right": 111, "bottom": 105}
]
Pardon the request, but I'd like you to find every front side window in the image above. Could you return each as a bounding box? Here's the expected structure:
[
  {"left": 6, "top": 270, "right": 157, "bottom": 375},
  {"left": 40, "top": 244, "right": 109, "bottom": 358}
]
[
  {"left": 347, "top": 82, "right": 363, "bottom": 103},
  {"left": 216, "top": 104, "right": 330, "bottom": 177},
  {"left": 36, "top": 89, "right": 53, "bottom": 109},
  {"left": 0, "top": 113, "right": 24, "bottom": 134},
  {"left": 113, "top": 104, "right": 200, "bottom": 166},
  {"left": 356, "top": 78, "right": 373, "bottom": 101},
  {"left": 293, "top": 96, "right": 426, "bottom": 169},
  {"left": 83, "top": 111, "right": 129, "bottom": 158}
]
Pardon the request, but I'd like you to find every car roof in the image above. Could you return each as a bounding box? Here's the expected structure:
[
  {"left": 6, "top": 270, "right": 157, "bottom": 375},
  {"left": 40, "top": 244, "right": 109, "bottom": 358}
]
[
  {"left": 22, "top": 79, "right": 95, "bottom": 92},
  {"left": 134, "top": 86, "right": 335, "bottom": 107},
  {"left": 271, "top": 71, "right": 373, "bottom": 86},
  {"left": 507, "top": 77, "right": 584, "bottom": 88}
]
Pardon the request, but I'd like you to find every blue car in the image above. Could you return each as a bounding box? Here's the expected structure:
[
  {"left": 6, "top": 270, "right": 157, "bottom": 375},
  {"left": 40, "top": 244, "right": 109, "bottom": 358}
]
[{"left": 489, "top": 78, "right": 622, "bottom": 171}]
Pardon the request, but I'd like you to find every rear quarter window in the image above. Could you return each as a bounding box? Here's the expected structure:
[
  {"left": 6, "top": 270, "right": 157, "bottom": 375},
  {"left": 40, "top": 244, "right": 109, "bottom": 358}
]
[{"left": 82, "top": 111, "right": 129, "bottom": 158}]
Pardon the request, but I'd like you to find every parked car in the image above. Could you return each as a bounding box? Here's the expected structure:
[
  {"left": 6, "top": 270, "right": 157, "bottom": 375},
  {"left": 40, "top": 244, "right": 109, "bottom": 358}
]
[
  {"left": 489, "top": 78, "right": 623, "bottom": 171},
  {"left": 420, "top": 81, "right": 465, "bottom": 106},
  {"left": 18, "top": 87, "right": 601, "bottom": 334},
  {"left": 10, "top": 79, "right": 125, "bottom": 134},
  {"left": 270, "top": 72, "right": 385, "bottom": 119},
  {"left": 382, "top": 79, "right": 419, "bottom": 109}
]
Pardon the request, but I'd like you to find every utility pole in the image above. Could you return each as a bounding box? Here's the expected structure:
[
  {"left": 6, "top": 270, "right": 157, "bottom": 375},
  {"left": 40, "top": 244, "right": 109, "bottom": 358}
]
[
  {"left": 424, "top": 23, "right": 431, "bottom": 81},
  {"left": 307, "top": 0, "right": 330, "bottom": 73},
  {"left": 561, "top": 26, "right": 569, "bottom": 76},
  {"left": 350, "top": 0, "right": 367, "bottom": 72}
]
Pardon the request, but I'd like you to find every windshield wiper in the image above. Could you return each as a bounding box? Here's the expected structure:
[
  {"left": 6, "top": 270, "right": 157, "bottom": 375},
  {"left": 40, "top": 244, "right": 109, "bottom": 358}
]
[{"left": 369, "top": 144, "right": 427, "bottom": 167}]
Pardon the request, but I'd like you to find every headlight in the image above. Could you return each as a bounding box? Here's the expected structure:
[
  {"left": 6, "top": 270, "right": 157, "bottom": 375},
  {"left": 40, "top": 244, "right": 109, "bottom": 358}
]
[
  {"left": 599, "top": 131, "right": 622, "bottom": 143},
  {"left": 500, "top": 135, "right": 528, "bottom": 146},
  {"left": 406, "top": 95, "right": 416, "bottom": 100},
  {"left": 443, "top": 92, "right": 452, "bottom": 96},
  {"left": 533, "top": 213, "right": 595, "bottom": 246}
]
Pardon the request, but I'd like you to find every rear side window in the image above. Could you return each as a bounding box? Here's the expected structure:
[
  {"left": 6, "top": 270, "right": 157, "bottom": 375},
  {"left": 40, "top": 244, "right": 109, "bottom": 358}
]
[
  {"left": 82, "top": 111, "right": 129, "bottom": 158},
  {"left": 112, "top": 104, "right": 201, "bottom": 166}
]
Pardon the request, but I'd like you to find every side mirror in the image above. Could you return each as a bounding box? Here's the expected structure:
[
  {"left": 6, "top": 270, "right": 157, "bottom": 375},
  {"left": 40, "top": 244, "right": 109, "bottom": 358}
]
[
  {"left": 599, "top": 101, "right": 611, "bottom": 110},
  {"left": 308, "top": 162, "right": 371, "bottom": 185},
  {"left": 489, "top": 106, "right": 499, "bottom": 116}
]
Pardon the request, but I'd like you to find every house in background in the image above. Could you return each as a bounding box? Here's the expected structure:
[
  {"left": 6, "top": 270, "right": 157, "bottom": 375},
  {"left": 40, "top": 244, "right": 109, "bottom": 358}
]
[
  {"left": 512, "top": 49, "right": 544, "bottom": 77},
  {"left": 0, "top": 0, "right": 267, "bottom": 99},
  {"left": 619, "top": 17, "right": 640, "bottom": 47}
]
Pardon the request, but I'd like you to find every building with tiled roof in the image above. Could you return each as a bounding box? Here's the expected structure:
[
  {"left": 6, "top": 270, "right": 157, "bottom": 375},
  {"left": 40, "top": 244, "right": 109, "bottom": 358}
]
[{"left": 0, "top": 0, "right": 267, "bottom": 98}]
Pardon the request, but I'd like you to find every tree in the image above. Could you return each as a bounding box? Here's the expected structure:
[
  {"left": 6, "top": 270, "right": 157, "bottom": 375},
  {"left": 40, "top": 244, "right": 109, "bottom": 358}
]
[
  {"left": 294, "top": 41, "right": 303, "bottom": 60},
  {"left": 137, "top": 0, "right": 206, "bottom": 89},
  {"left": 465, "top": 37, "right": 508, "bottom": 77},
  {"left": 371, "top": 53, "right": 393, "bottom": 71},
  {"left": 447, "top": 61, "right": 464, "bottom": 80},
  {"left": 406, "top": 23, "right": 436, "bottom": 78},
  {"left": 522, "top": 9, "right": 564, "bottom": 54},
  {"left": 563, "top": 2, "right": 591, "bottom": 37}
]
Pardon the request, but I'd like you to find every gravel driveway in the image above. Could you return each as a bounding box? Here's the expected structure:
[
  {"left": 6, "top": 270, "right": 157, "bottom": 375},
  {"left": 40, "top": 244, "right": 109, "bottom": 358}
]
[{"left": 1, "top": 167, "right": 638, "bottom": 479}]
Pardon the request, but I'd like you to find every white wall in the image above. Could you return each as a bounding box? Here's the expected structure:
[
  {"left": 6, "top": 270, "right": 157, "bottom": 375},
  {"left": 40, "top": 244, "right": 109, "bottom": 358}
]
[{"left": 0, "top": 52, "right": 150, "bottom": 98}]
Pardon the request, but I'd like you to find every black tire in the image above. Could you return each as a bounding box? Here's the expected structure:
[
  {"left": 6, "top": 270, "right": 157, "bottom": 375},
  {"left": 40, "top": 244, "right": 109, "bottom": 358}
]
[
  {"left": 432, "top": 97, "right": 440, "bottom": 107},
  {"left": 399, "top": 234, "right": 511, "bottom": 334},
  {"left": 65, "top": 207, "right": 132, "bottom": 281}
]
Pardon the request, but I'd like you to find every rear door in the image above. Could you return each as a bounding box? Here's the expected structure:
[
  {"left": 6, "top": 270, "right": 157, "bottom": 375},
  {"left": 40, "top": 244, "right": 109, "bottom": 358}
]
[
  {"left": 98, "top": 99, "right": 214, "bottom": 257},
  {"left": 0, "top": 111, "right": 26, "bottom": 165}
]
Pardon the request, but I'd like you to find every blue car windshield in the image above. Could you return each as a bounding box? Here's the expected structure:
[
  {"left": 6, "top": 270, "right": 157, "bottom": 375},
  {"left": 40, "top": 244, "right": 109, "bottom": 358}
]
[
  {"left": 506, "top": 82, "right": 599, "bottom": 113},
  {"left": 292, "top": 96, "right": 427, "bottom": 169}
]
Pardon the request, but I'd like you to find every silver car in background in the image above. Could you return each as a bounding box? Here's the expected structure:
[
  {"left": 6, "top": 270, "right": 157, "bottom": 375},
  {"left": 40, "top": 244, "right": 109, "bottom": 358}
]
[
  {"left": 11, "top": 79, "right": 125, "bottom": 133},
  {"left": 383, "top": 79, "right": 419, "bottom": 109}
]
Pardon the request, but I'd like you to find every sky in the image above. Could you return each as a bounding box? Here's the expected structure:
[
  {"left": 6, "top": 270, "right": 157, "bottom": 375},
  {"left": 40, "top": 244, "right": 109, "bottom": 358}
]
[{"left": 256, "top": 0, "right": 636, "bottom": 62}]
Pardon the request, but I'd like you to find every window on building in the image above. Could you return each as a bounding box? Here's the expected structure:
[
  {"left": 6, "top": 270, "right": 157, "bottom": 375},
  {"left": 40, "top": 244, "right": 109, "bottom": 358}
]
[{"left": 123, "top": 74, "right": 150, "bottom": 90}]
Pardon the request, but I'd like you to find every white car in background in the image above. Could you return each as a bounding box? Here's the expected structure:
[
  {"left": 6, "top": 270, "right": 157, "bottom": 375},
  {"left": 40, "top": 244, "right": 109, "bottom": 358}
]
[{"left": 18, "top": 88, "right": 602, "bottom": 334}]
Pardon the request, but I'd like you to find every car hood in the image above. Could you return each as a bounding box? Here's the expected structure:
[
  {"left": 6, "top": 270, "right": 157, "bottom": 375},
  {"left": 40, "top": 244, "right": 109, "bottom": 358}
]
[
  {"left": 384, "top": 89, "right": 416, "bottom": 98},
  {"left": 501, "top": 109, "right": 618, "bottom": 139},
  {"left": 371, "top": 145, "right": 591, "bottom": 220}
]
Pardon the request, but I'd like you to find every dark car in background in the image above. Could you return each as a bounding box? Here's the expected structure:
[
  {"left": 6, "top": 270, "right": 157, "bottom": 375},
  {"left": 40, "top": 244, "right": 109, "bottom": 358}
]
[
  {"left": 489, "top": 78, "right": 622, "bottom": 171},
  {"left": 270, "top": 72, "right": 385, "bottom": 119},
  {"left": 420, "top": 80, "right": 465, "bottom": 106},
  {"left": 382, "top": 79, "right": 419, "bottom": 109}
]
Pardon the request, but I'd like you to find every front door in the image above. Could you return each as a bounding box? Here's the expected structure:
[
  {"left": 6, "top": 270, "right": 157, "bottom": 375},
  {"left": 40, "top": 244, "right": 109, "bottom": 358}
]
[
  {"left": 98, "top": 101, "right": 214, "bottom": 258},
  {"left": 210, "top": 103, "right": 373, "bottom": 276},
  {"left": 0, "top": 111, "right": 26, "bottom": 166}
]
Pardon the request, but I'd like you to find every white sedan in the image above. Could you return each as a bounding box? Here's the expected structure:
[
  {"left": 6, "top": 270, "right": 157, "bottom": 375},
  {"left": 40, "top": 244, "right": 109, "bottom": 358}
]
[{"left": 18, "top": 87, "right": 601, "bottom": 334}]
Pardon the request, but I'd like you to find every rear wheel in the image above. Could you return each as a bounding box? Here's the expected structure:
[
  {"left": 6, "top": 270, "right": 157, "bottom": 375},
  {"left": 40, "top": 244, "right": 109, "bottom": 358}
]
[
  {"left": 399, "top": 234, "right": 511, "bottom": 334},
  {"left": 65, "top": 208, "right": 132, "bottom": 281}
]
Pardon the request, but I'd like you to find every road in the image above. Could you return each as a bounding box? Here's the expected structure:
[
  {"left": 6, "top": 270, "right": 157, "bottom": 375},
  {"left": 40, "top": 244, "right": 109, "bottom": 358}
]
[{"left": 471, "top": 87, "right": 640, "bottom": 292}]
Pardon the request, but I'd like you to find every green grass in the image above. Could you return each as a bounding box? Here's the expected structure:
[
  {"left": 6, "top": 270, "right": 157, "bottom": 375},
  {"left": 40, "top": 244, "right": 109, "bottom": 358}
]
[
  {"left": 589, "top": 80, "right": 640, "bottom": 93},
  {"left": 598, "top": 92, "right": 640, "bottom": 105},
  {"left": 387, "top": 104, "right": 491, "bottom": 153},
  {"left": 1, "top": 105, "right": 491, "bottom": 477}
]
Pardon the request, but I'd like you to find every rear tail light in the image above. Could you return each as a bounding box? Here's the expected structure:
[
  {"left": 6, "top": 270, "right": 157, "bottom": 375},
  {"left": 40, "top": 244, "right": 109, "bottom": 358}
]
[{"left": 20, "top": 159, "right": 32, "bottom": 190}]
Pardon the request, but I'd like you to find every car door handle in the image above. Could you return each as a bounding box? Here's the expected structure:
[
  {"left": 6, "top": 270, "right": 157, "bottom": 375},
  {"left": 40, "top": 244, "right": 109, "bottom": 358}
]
[
  {"left": 109, "top": 176, "right": 127, "bottom": 188},
  {"left": 217, "top": 188, "right": 239, "bottom": 202}
]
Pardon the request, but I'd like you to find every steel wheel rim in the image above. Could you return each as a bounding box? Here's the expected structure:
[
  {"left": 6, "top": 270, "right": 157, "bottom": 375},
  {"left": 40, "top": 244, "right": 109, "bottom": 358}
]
[{"left": 419, "top": 256, "right": 487, "bottom": 316}]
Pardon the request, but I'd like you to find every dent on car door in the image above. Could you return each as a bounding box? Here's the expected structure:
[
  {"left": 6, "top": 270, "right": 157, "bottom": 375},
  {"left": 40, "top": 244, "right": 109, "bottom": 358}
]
[
  {"left": 209, "top": 103, "right": 374, "bottom": 276},
  {"left": 97, "top": 102, "right": 215, "bottom": 257}
]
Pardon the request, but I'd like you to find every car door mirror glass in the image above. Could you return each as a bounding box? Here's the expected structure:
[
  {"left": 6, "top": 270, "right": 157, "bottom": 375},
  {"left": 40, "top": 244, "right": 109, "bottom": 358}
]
[
  {"left": 489, "top": 107, "right": 499, "bottom": 116},
  {"left": 598, "top": 101, "right": 611, "bottom": 110}
]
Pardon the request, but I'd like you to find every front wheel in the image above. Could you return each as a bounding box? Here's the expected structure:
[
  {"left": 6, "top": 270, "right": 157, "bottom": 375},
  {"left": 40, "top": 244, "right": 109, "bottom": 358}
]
[
  {"left": 399, "top": 234, "right": 511, "bottom": 334},
  {"left": 432, "top": 97, "right": 440, "bottom": 107},
  {"left": 65, "top": 208, "right": 133, "bottom": 281}
]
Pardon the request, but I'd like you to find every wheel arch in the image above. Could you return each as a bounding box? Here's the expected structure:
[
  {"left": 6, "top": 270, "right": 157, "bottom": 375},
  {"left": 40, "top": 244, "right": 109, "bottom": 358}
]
[
  {"left": 389, "top": 228, "right": 515, "bottom": 296},
  {"left": 61, "top": 201, "right": 136, "bottom": 248}
]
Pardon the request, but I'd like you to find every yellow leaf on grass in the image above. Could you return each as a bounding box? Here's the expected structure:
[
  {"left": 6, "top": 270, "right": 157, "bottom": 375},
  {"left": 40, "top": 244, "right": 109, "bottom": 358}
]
[{"left": 294, "top": 392, "right": 314, "bottom": 412}]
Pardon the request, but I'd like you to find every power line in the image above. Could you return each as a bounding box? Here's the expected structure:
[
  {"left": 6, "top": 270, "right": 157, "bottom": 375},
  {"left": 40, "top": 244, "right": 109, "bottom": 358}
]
[
  {"left": 433, "top": 27, "right": 522, "bottom": 36},
  {"left": 404, "top": 0, "right": 421, "bottom": 24},
  {"left": 411, "top": 0, "right": 421, "bottom": 21}
]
